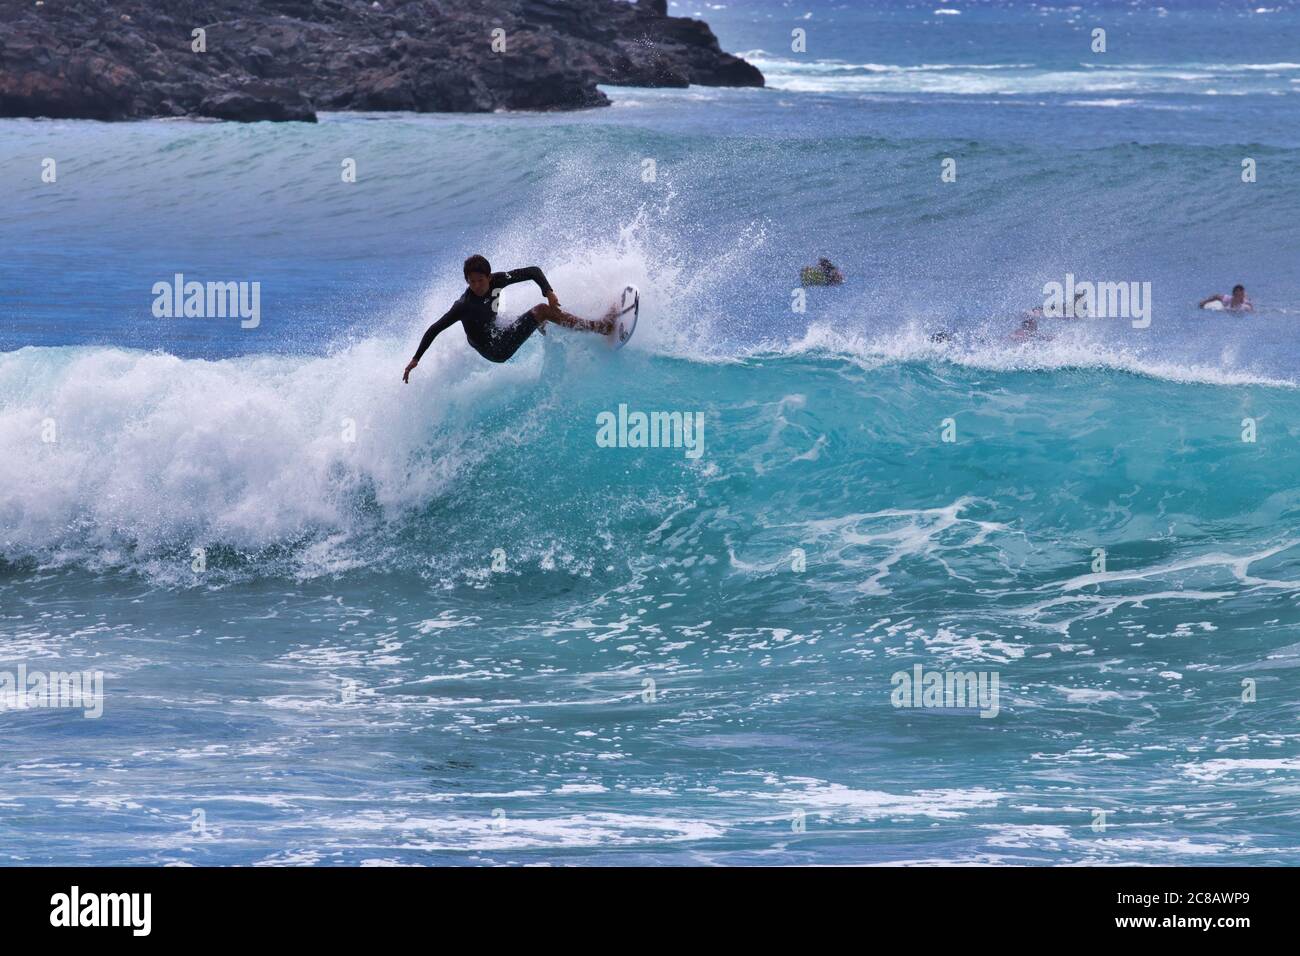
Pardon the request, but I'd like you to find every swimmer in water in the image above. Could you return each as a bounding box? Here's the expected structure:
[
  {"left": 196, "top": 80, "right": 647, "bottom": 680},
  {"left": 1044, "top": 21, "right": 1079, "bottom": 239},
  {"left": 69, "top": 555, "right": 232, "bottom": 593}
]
[
  {"left": 817, "top": 258, "right": 844, "bottom": 284},
  {"left": 800, "top": 258, "right": 844, "bottom": 286},
  {"left": 1200, "top": 284, "right": 1253, "bottom": 312}
]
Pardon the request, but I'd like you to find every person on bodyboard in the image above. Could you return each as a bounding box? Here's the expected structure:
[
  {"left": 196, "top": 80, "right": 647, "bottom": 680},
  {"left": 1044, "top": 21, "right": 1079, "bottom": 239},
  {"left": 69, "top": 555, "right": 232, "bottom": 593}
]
[
  {"left": 1199, "top": 284, "right": 1253, "bottom": 312},
  {"left": 403, "top": 255, "right": 614, "bottom": 381}
]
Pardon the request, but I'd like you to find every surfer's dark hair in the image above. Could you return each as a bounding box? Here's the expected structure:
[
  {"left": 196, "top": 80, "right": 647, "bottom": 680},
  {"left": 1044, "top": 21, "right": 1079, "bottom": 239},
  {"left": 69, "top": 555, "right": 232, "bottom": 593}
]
[
  {"left": 463, "top": 254, "right": 492, "bottom": 279},
  {"left": 1233, "top": 284, "right": 1245, "bottom": 294}
]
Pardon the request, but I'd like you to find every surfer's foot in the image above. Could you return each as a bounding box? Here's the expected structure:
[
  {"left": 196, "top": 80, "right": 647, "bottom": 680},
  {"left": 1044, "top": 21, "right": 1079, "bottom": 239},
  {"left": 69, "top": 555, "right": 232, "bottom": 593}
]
[{"left": 580, "top": 316, "right": 614, "bottom": 335}]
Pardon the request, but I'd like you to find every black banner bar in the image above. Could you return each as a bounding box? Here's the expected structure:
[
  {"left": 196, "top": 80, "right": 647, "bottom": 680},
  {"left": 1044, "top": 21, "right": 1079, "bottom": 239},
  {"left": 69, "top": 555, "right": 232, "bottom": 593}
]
[{"left": 0, "top": 865, "right": 1282, "bottom": 942}]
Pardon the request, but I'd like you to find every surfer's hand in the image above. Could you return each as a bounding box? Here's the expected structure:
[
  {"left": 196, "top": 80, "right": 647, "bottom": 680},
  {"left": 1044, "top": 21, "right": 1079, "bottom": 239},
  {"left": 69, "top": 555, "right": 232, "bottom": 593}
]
[
  {"left": 403, "top": 359, "right": 417, "bottom": 383},
  {"left": 545, "top": 290, "right": 560, "bottom": 309}
]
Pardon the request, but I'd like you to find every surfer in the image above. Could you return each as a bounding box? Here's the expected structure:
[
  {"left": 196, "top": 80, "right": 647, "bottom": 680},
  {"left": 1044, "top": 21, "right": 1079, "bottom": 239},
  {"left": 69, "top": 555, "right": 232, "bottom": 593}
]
[
  {"left": 1199, "top": 285, "right": 1253, "bottom": 312},
  {"left": 403, "top": 255, "right": 614, "bottom": 380}
]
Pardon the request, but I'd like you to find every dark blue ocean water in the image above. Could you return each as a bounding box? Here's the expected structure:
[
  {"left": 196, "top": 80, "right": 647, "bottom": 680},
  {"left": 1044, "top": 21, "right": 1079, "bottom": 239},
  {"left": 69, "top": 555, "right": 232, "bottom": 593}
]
[{"left": 1, "top": 0, "right": 1298, "bottom": 864}]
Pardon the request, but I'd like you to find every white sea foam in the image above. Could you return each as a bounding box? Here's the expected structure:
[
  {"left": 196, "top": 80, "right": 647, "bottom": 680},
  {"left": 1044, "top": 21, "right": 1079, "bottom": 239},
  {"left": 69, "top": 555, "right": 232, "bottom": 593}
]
[
  {"left": 1180, "top": 758, "right": 1300, "bottom": 781},
  {"left": 742, "top": 54, "right": 1300, "bottom": 96},
  {"left": 754, "top": 774, "right": 1006, "bottom": 822},
  {"left": 0, "top": 336, "right": 529, "bottom": 565},
  {"left": 776, "top": 321, "right": 1298, "bottom": 389}
]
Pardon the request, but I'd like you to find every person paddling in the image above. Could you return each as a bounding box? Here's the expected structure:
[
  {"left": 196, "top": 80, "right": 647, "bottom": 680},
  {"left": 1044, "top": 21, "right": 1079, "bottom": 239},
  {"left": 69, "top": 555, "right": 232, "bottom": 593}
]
[{"left": 1199, "top": 284, "right": 1253, "bottom": 312}]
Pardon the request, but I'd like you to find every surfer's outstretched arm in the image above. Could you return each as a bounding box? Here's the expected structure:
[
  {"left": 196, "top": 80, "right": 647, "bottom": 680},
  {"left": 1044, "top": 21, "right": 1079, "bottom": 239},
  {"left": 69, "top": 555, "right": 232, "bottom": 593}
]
[
  {"left": 403, "top": 304, "right": 462, "bottom": 382},
  {"left": 494, "top": 265, "right": 611, "bottom": 334},
  {"left": 497, "top": 265, "right": 554, "bottom": 296},
  {"left": 499, "top": 265, "right": 582, "bottom": 321}
]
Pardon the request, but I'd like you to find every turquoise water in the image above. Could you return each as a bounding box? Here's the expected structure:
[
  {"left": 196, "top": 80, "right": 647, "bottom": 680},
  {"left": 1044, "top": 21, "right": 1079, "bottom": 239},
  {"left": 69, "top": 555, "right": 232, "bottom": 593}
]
[{"left": 1, "top": 0, "right": 1299, "bottom": 864}]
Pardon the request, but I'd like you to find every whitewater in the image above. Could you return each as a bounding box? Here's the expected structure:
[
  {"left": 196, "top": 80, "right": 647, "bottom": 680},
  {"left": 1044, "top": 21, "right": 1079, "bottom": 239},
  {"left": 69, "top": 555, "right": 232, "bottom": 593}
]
[{"left": 1, "top": 0, "right": 1298, "bottom": 865}]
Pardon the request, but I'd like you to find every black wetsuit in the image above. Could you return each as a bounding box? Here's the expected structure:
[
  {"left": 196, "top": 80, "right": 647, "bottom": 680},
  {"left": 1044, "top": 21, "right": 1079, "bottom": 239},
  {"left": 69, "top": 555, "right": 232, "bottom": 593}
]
[{"left": 412, "top": 267, "right": 553, "bottom": 365}]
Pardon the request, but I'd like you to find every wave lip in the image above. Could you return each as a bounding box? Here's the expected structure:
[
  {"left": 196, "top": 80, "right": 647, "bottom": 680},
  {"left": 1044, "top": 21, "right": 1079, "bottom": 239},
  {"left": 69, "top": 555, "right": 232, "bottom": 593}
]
[{"left": 771, "top": 322, "right": 1299, "bottom": 390}]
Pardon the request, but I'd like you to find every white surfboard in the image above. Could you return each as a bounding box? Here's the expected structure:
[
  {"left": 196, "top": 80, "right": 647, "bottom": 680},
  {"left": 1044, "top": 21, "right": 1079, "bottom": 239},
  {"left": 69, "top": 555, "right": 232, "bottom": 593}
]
[
  {"left": 1201, "top": 299, "right": 1225, "bottom": 311},
  {"left": 611, "top": 284, "right": 639, "bottom": 350}
]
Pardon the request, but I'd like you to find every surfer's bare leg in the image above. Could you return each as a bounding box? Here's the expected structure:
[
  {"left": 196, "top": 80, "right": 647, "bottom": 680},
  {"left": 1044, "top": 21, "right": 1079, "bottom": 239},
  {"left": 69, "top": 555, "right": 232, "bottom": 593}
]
[{"left": 530, "top": 303, "right": 613, "bottom": 336}]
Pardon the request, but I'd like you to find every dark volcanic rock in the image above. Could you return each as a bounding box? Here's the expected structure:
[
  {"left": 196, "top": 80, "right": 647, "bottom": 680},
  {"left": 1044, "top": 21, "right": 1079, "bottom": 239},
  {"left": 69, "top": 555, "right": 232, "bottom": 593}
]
[
  {"left": 0, "top": 0, "right": 764, "bottom": 122},
  {"left": 198, "top": 84, "right": 317, "bottom": 123}
]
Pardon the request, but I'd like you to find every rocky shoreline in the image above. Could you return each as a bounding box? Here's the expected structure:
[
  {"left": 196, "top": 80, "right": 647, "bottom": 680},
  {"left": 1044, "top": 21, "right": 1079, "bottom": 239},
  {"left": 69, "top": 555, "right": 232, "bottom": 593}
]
[{"left": 0, "top": 0, "right": 764, "bottom": 123}]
